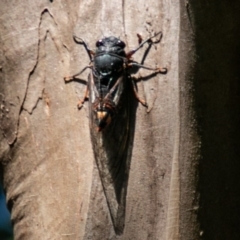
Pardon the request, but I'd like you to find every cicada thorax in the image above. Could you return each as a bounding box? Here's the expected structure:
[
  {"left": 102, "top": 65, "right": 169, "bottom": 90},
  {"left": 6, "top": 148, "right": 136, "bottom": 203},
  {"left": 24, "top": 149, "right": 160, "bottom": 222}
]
[{"left": 90, "top": 42, "right": 127, "bottom": 132}]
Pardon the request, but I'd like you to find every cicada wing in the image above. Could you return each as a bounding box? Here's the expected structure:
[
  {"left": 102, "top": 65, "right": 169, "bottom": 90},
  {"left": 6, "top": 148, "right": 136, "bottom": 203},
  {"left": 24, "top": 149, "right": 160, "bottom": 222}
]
[{"left": 88, "top": 72, "right": 135, "bottom": 234}]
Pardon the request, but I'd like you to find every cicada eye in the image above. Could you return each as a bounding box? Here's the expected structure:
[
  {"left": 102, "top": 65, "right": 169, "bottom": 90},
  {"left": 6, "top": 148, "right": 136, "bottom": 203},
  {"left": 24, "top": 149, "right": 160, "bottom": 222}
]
[
  {"left": 96, "top": 39, "right": 103, "bottom": 47},
  {"left": 117, "top": 40, "right": 125, "bottom": 48}
]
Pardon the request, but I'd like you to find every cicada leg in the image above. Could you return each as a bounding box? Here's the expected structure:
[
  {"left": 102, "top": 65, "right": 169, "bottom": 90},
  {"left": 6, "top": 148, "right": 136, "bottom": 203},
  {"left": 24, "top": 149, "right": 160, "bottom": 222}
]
[
  {"left": 73, "top": 35, "right": 95, "bottom": 61},
  {"left": 126, "top": 31, "right": 163, "bottom": 59},
  {"left": 64, "top": 65, "right": 92, "bottom": 82},
  {"left": 77, "top": 85, "right": 89, "bottom": 109},
  {"left": 128, "top": 62, "right": 167, "bottom": 74},
  {"left": 64, "top": 65, "right": 91, "bottom": 109},
  {"left": 130, "top": 78, "right": 148, "bottom": 107},
  {"left": 126, "top": 31, "right": 167, "bottom": 73}
]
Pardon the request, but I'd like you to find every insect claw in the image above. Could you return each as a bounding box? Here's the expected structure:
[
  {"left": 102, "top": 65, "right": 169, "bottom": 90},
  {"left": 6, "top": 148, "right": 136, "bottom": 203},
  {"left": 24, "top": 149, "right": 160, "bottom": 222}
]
[
  {"left": 143, "top": 102, "right": 148, "bottom": 108},
  {"left": 73, "top": 35, "right": 84, "bottom": 44},
  {"left": 157, "top": 67, "right": 168, "bottom": 74},
  {"left": 64, "top": 76, "right": 73, "bottom": 82},
  {"left": 137, "top": 33, "right": 143, "bottom": 44},
  {"left": 77, "top": 101, "right": 84, "bottom": 109},
  {"left": 138, "top": 99, "right": 148, "bottom": 108},
  {"left": 77, "top": 104, "right": 83, "bottom": 110},
  {"left": 152, "top": 31, "right": 163, "bottom": 44}
]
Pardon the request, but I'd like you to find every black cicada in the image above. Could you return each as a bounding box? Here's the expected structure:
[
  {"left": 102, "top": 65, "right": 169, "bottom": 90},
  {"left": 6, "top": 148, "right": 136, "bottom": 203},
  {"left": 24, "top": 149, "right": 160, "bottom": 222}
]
[{"left": 64, "top": 31, "right": 167, "bottom": 234}]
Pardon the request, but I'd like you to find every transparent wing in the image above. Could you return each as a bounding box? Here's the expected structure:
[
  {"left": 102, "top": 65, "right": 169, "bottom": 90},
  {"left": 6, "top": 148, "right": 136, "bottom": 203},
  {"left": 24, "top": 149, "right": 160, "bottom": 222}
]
[{"left": 88, "top": 72, "right": 136, "bottom": 234}]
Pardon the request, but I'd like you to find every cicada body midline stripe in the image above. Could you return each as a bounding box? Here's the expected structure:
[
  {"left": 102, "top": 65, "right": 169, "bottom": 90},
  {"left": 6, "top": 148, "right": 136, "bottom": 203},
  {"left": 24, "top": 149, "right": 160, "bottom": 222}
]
[{"left": 64, "top": 31, "right": 167, "bottom": 234}]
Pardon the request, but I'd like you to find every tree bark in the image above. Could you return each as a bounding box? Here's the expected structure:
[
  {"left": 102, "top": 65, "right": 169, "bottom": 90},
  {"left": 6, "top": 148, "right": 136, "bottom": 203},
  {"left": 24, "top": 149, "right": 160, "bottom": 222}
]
[{"left": 0, "top": 0, "right": 240, "bottom": 239}]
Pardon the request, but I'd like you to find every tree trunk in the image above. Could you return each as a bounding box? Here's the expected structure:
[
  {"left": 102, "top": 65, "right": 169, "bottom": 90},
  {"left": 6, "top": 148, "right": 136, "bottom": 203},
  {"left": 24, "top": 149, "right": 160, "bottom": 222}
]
[{"left": 0, "top": 0, "right": 239, "bottom": 239}]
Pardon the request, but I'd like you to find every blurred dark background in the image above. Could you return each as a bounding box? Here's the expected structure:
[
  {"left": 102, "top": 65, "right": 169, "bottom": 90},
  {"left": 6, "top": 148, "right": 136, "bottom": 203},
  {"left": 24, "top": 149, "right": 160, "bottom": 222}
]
[{"left": 0, "top": 184, "right": 13, "bottom": 240}]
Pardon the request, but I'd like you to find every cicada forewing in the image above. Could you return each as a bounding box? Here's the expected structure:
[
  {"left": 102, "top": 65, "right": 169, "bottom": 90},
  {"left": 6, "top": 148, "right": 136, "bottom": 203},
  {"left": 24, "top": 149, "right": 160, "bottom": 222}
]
[{"left": 88, "top": 71, "right": 135, "bottom": 234}]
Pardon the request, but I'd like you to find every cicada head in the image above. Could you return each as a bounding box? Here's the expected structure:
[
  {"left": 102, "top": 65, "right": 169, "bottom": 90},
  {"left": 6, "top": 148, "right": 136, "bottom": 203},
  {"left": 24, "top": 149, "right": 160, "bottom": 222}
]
[{"left": 95, "top": 36, "right": 126, "bottom": 57}]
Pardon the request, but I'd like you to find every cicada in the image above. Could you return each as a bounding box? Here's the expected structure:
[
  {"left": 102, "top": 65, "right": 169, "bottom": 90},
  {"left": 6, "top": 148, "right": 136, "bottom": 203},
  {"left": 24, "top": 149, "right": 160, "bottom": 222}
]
[{"left": 64, "top": 31, "right": 167, "bottom": 234}]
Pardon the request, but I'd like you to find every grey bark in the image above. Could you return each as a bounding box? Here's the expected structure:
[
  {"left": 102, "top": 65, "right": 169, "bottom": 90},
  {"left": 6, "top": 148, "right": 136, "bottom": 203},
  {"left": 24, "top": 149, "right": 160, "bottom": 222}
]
[{"left": 0, "top": 0, "right": 239, "bottom": 239}]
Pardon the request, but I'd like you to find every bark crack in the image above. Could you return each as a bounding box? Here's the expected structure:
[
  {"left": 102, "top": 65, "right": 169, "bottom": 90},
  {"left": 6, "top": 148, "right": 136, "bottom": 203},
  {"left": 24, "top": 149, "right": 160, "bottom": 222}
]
[{"left": 21, "top": 8, "right": 65, "bottom": 114}]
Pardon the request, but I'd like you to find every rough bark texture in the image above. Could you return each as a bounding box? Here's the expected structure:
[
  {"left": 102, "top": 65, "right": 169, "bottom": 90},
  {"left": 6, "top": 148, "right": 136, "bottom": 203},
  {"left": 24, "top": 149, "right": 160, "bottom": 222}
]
[{"left": 0, "top": 0, "right": 239, "bottom": 240}]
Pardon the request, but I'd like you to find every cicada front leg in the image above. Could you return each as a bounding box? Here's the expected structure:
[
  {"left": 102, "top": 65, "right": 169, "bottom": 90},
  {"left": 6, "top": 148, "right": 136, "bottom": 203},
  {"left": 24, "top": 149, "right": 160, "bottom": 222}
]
[{"left": 64, "top": 65, "right": 92, "bottom": 109}]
